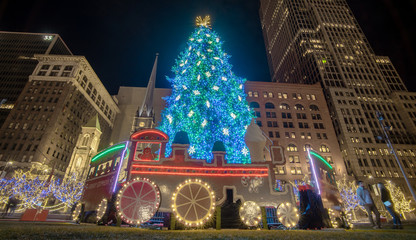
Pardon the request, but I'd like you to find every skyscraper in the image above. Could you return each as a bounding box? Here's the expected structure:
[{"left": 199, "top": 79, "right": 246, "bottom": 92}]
[
  {"left": 260, "top": 0, "right": 416, "bottom": 189},
  {"left": 0, "top": 31, "right": 72, "bottom": 128}
]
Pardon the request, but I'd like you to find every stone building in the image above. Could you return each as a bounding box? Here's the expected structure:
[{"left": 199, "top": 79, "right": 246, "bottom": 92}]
[
  {"left": 0, "top": 55, "right": 119, "bottom": 177},
  {"left": 245, "top": 81, "right": 346, "bottom": 183},
  {"left": 64, "top": 114, "right": 102, "bottom": 181}
]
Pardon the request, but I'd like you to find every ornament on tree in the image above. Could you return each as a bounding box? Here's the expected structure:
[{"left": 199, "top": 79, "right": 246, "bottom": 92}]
[{"left": 159, "top": 16, "right": 253, "bottom": 164}]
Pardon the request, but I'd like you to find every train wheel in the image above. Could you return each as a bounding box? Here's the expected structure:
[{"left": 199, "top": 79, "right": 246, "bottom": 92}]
[
  {"left": 277, "top": 202, "right": 299, "bottom": 228},
  {"left": 171, "top": 179, "right": 215, "bottom": 227},
  {"left": 116, "top": 178, "right": 160, "bottom": 225},
  {"left": 239, "top": 201, "right": 262, "bottom": 227},
  {"left": 96, "top": 198, "right": 108, "bottom": 222}
]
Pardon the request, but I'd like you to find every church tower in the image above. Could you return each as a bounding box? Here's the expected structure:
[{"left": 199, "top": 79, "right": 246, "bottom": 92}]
[
  {"left": 131, "top": 54, "right": 158, "bottom": 133},
  {"left": 65, "top": 114, "right": 102, "bottom": 181}
]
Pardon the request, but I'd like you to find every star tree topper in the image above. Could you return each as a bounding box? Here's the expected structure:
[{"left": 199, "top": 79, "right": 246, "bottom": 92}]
[{"left": 196, "top": 15, "right": 211, "bottom": 29}]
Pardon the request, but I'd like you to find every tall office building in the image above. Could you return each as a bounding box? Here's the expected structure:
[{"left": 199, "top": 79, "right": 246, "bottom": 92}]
[
  {"left": 0, "top": 31, "right": 72, "bottom": 128},
  {"left": 260, "top": 0, "right": 416, "bottom": 191},
  {"left": 0, "top": 55, "right": 119, "bottom": 177}
]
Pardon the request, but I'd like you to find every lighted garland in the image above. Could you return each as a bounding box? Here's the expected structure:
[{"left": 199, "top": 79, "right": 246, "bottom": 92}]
[
  {"left": 158, "top": 16, "right": 253, "bottom": 164},
  {"left": 96, "top": 198, "right": 108, "bottom": 221},
  {"left": 239, "top": 201, "right": 262, "bottom": 227},
  {"left": 72, "top": 202, "right": 82, "bottom": 221},
  {"left": 116, "top": 178, "right": 160, "bottom": 225},
  {"left": 277, "top": 202, "right": 299, "bottom": 228},
  {"left": 171, "top": 179, "right": 216, "bottom": 227}
]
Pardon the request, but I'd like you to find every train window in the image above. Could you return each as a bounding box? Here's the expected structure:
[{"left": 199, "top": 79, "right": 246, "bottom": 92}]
[
  {"left": 88, "top": 166, "right": 95, "bottom": 178},
  {"left": 134, "top": 143, "right": 161, "bottom": 161},
  {"left": 113, "top": 157, "right": 121, "bottom": 170}
]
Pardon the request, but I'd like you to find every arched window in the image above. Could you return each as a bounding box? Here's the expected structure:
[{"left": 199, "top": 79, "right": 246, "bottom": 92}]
[
  {"left": 265, "top": 102, "right": 275, "bottom": 109},
  {"left": 320, "top": 144, "right": 330, "bottom": 153},
  {"left": 304, "top": 144, "right": 312, "bottom": 151},
  {"left": 294, "top": 104, "right": 305, "bottom": 110},
  {"left": 287, "top": 144, "right": 298, "bottom": 152},
  {"left": 280, "top": 103, "right": 290, "bottom": 110},
  {"left": 82, "top": 134, "right": 90, "bottom": 146},
  {"left": 250, "top": 102, "right": 260, "bottom": 109},
  {"left": 309, "top": 104, "right": 319, "bottom": 111}
]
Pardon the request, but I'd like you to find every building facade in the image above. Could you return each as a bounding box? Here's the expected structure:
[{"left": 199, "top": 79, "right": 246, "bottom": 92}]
[
  {"left": 0, "top": 31, "right": 72, "bottom": 128},
  {"left": 245, "top": 81, "right": 346, "bottom": 183},
  {"left": 259, "top": 0, "right": 416, "bottom": 193},
  {"left": 0, "top": 55, "right": 119, "bottom": 177}
]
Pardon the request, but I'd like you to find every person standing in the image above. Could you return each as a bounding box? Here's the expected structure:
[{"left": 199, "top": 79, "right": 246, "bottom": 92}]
[
  {"left": 377, "top": 182, "right": 403, "bottom": 229},
  {"left": 356, "top": 181, "right": 381, "bottom": 229}
]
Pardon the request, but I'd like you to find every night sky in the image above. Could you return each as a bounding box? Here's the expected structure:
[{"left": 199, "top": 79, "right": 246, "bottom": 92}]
[{"left": 1, "top": 0, "right": 415, "bottom": 94}]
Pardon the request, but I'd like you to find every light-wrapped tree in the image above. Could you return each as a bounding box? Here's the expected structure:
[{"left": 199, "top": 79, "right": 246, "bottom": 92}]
[
  {"left": 158, "top": 16, "right": 253, "bottom": 164},
  {"left": 384, "top": 180, "right": 415, "bottom": 220}
]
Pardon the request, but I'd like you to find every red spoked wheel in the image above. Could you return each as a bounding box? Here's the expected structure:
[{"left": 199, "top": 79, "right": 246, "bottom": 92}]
[{"left": 116, "top": 178, "right": 160, "bottom": 225}]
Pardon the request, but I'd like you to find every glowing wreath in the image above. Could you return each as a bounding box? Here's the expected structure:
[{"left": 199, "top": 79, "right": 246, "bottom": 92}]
[
  {"left": 171, "top": 179, "right": 216, "bottom": 227},
  {"left": 239, "top": 201, "right": 262, "bottom": 227},
  {"left": 116, "top": 178, "right": 160, "bottom": 225}
]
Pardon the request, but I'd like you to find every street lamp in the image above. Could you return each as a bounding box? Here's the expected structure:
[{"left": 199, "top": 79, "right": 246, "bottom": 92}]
[{"left": 376, "top": 111, "right": 416, "bottom": 202}]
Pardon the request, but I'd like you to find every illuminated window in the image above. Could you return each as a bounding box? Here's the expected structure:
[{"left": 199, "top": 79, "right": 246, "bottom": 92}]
[
  {"left": 280, "top": 103, "right": 290, "bottom": 110},
  {"left": 287, "top": 144, "right": 298, "bottom": 152},
  {"left": 290, "top": 167, "right": 296, "bottom": 175},
  {"left": 320, "top": 144, "right": 330, "bottom": 153},
  {"left": 294, "top": 104, "right": 305, "bottom": 110},
  {"left": 277, "top": 166, "right": 285, "bottom": 174}
]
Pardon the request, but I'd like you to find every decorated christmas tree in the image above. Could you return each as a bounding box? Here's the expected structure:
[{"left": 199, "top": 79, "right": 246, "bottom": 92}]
[{"left": 159, "top": 16, "right": 253, "bottom": 164}]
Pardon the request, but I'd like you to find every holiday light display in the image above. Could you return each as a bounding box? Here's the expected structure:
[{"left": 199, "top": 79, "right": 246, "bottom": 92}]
[
  {"left": 239, "top": 201, "right": 262, "bottom": 227},
  {"left": 116, "top": 178, "right": 160, "bottom": 225},
  {"left": 11, "top": 169, "right": 49, "bottom": 209},
  {"left": 50, "top": 173, "right": 84, "bottom": 209},
  {"left": 130, "top": 164, "right": 268, "bottom": 177},
  {"left": 277, "top": 202, "right": 299, "bottom": 228},
  {"left": 96, "top": 198, "right": 108, "bottom": 221},
  {"left": 0, "top": 178, "right": 15, "bottom": 205},
  {"left": 158, "top": 16, "right": 253, "bottom": 164},
  {"left": 171, "top": 179, "right": 216, "bottom": 227},
  {"left": 336, "top": 175, "right": 363, "bottom": 221},
  {"left": 384, "top": 180, "right": 415, "bottom": 220},
  {"left": 72, "top": 202, "right": 82, "bottom": 221}
]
